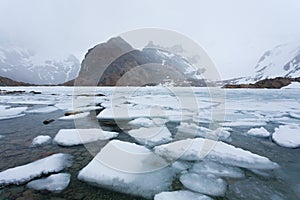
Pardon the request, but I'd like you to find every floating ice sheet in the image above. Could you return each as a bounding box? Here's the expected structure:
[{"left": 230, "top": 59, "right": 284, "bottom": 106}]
[
  {"left": 0, "top": 153, "right": 72, "bottom": 185},
  {"left": 247, "top": 127, "right": 270, "bottom": 137},
  {"left": 53, "top": 129, "right": 118, "bottom": 146},
  {"left": 176, "top": 123, "right": 231, "bottom": 142},
  {"left": 27, "top": 173, "right": 70, "bottom": 193},
  {"left": 272, "top": 124, "right": 300, "bottom": 148},
  {"left": 154, "top": 190, "right": 213, "bottom": 200},
  {"left": 154, "top": 138, "right": 279, "bottom": 170},
  {"left": 191, "top": 160, "right": 245, "bottom": 179},
  {"left": 26, "top": 106, "right": 58, "bottom": 113},
  {"left": 0, "top": 107, "right": 27, "bottom": 120},
  {"left": 31, "top": 135, "right": 52, "bottom": 146},
  {"left": 128, "top": 127, "right": 172, "bottom": 147},
  {"left": 78, "top": 140, "right": 174, "bottom": 199},
  {"left": 180, "top": 173, "right": 227, "bottom": 196}
]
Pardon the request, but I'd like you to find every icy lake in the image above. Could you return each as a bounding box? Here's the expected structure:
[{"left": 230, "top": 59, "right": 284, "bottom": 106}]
[{"left": 0, "top": 86, "right": 299, "bottom": 200}]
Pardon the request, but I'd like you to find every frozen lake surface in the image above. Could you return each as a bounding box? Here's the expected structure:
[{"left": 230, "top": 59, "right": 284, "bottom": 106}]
[{"left": 0, "top": 86, "right": 299, "bottom": 199}]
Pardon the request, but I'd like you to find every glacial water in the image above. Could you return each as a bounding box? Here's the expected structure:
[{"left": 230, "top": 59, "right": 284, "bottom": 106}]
[{"left": 0, "top": 87, "right": 299, "bottom": 200}]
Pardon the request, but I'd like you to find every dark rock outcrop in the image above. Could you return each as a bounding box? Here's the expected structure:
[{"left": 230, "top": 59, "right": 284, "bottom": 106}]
[
  {"left": 0, "top": 75, "right": 33, "bottom": 86},
  {"left": 223, "top": 77, "right": 300, "bottom": 89},
  {"left": 63, "top": 37, "right": 208, "bottom": 87}
]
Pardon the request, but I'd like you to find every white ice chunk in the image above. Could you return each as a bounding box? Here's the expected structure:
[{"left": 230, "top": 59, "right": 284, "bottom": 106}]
[
  {"left": 78, "top": 140, "right": 174, "bottom": 199},
  {"left": 128, "top": 117, "right": 154, "bottom": 127},
  {"left": 0, "top": 107, "right": 27, "bottom": 120},
  {"left": 0, "top": 153, "right": 72, "bottom": 185},
  {"left": 154, "top": 190, "right": 213, "bottom": 200},
  {"left": 27, "top": 173, "right": 70, "bottom": 193},
  {"left": 53, "top": 129, "right": 118, "bottom": 146},
  {"left": 26, "top": 106, "right": 58, "bottom": 113},
  {"left": 154, "top": 138, "right": 279, "bottom": 170},
  {"left": 58, "top": 112, "right": 89, "bottom": 120},
  {"left": 191, "top": 160, "right": 245, "bottom": 179},
  {"left": 247, "top": 127, "right": 270, "bottom": 137},
  {"left": 288, "top": 112, "right": 300, "bottom": 119},
  {"left": 180, "top": 173, "right": 227, "bottom": 196},
  {"left": 176, "top": 123, "right": 231, "bottom": 142},
  {"left": 31, "top": 135, "right": 52, "bottom": 146},
  {"left": 272, "top": 124, "right": 300, "bottom": 148},
  {"left": 128, "top": 127, "right": 172, "bottom": 147},
  {"left": 129, "top": 117, "right": 168, "bottom": 127}
]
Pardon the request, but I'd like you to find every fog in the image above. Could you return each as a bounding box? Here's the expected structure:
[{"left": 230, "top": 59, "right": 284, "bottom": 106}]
[{"left": 0, "top": 0, "right": 300, "bottom": 79}]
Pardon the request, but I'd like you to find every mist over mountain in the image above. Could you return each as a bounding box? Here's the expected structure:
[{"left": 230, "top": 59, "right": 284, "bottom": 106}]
[{"left": 0, "top": 40, "right": 80, "bottom": 85}]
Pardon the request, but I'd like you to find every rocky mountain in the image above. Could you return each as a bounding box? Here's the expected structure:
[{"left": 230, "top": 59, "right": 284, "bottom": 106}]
[
  {"left": 71, "top": 37, "right": 207, "bottom": 86},
  {"left": 0, "top": 41, "right": 80, "bottom": 85},
  {"left": 0, "top": 75, "right": 33, "bottom": 86}
]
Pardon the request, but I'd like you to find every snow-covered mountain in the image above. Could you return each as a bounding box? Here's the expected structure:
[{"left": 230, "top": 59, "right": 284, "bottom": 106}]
[
  {"left": 254, "top": 43, "right": 300, "bottom": 80},
  {"left": 233, "top": 43, "right": 300, "bottom": 84},
  {"left": 0, "top": 42, "right": 80, "bottom": 84}
]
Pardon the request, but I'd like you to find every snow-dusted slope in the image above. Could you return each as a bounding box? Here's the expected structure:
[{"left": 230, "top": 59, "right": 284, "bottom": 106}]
[
  {"left": 0, "top": 42, "right": 80, "bottom": 84},
  {"left": 254, "top": 43, "right": 300, "bottom": 81}
]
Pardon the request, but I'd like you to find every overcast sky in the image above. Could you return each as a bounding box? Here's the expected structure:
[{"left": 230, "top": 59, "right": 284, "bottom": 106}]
[{"left": 0, "top": 0, "right": 300, "bottom": 79}]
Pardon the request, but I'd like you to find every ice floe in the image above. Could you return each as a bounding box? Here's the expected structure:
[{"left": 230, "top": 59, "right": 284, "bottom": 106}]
[
  {"left": 154, "top": 138, "right": 279, "bottom": 169},
  {"left": 154, "top": 190, "right": 212, "bottom": 200},
  {"left": 0, "top": 106, "right": 27, "bottom": 120},
  {"left": 128, "top": 117, "right": 167, "bottom": 127},
  {"left": 58, "top": 112, "right": 89, "bottom": 120},
  {"left": 191, "top": 160, "right": 245, "bottom": 179},
  {"left": 180, "top": 173, "right": 227, "bottom": 196},
  {"left": 272, "top": 124, "right": 300, "bottom": 148},
  {"left": 78, "top": 140, "right": 174, "bottom": 199},
  {"left": 128, "top": 127, "right": 172, "bottom": 147},
  {"left": 247, "top": 127, "right": 270, "bottom": 137},
  {"left": 53, "top": 129, "right": 118, "bottom": 146},
  {"left": 0, "top": 153, "right": 72, "bottom": 185},
  {"left": 31, "top": 135, "right": 52, "bottom": 146},
  {"left": 25, "top": 106, "right": 58, "bottom": 113},
  {"left": 27, "top": 173, "right": 70, "bottom": 193},
  {"left": 175, "top": 123, "right": 231, "bottom": 142}
]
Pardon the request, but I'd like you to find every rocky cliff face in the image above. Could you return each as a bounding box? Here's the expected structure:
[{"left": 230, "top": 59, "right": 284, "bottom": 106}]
[{"left": 72, "top": 37, "right": 207, "bottom": 86}]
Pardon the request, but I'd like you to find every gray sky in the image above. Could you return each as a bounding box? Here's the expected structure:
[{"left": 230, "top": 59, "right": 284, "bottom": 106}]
[{"left": 0, "top": 0, "right": 300, "bottom": 79}]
